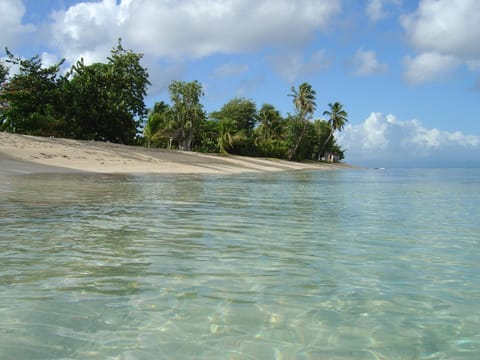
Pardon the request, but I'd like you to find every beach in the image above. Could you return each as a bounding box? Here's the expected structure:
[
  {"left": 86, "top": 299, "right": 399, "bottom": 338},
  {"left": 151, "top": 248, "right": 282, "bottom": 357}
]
[{"left": 0, "top": 132, "right": 344, "bottom": 176}]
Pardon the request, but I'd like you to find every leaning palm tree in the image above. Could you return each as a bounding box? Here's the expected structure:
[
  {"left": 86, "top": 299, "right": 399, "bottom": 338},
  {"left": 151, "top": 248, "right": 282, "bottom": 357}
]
[
  {"left": 143, "top": 114, "right": 162, "bottom": 148},
  {"left": 320, "top": 102, "right": 348, "bottom": 160},
  {"left": 287, "top": 82, "right": 317, "bottom": 160},
  {"left": 143, "top": 101, "right": 172, "bottom": 148},
  {"left": 217, "top": 117, "right": 246, "bottom": 155},
  {"left": 258, "top": 103, "right": 283, "bottom": 142}
]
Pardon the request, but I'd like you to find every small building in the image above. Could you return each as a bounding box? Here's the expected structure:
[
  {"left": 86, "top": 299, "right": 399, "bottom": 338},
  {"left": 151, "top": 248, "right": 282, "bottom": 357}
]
[{"left": 323, "top": 152, "right": 340, "bottom": 163}]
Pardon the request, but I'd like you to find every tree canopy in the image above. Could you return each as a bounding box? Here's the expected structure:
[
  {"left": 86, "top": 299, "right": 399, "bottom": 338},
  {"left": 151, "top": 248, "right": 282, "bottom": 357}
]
[
  {"left": 320, "top": 102, "right": 348, "bottom": 159},
  {"left": 287, "top": 82, "right": 317, "bottom": 160},
  {"left": 0, "top": 40, "right": 150, "bottom": 144},
  {"left": 168, "top": 80, "right": 205, "bottom": 151},
  {"left": 0, "top": 61, "right": 8, "bottom": 88},
  {"left": 0, "top": 49, "right": 65, "bottom": 136},
  {"left": 0, "top": 43, "right": 347, "bottom": 162}
]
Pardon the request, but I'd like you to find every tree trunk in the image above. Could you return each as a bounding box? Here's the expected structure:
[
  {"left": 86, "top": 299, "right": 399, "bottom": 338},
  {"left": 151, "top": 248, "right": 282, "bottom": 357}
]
[
  {"left": 288, "top": 122, "right": 307, "bottom": 161},
  {"left": 182, "top": 128, "right": 193, "bottom": 151},
  {"left": 318, "top": 130, "right": 333, "bottom": 161}
]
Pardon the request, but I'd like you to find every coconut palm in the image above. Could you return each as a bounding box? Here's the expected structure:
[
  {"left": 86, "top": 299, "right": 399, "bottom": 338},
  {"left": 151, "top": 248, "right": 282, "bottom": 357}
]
[
  {"left": 143, "top": 101, "right": 171, "bottom": 148},
  {"left": 168, "top": 80, "right": 205, "bottom": 151},
  {"left": 290, "top": 82, "right": 316, "bottom": 119},
  {"left": 217, "top": 117, "right": 246, "bottom": 154},
  {"left": 320, "top": 102, "right": 348, "bottom": 160},
  {"left": 143, "top": 115, "right": 161, "bottom": 148},
  {"left": 287, "top": 82, "right": 317, "bottom": 160},
  {"left": 257, "top": 103, "right": 283, "bottom": 142}
]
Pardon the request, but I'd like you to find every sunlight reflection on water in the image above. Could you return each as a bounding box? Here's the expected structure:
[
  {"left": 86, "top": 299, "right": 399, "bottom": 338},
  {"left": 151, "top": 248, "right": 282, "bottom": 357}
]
[{"left": 1, "top": 169, "right": 479, "bottom": 359}]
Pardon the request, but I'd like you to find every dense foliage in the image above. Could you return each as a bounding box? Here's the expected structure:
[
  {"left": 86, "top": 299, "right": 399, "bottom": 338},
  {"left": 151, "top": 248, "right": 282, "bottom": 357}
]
[
  {"left": 0, "top": 49, "right": 66, "bottom": 136},
  {"left": 1, "top": 42, "right": 347, "bottom": 161},
  {"left": 0, "top": 40, "right": 150, "bottom": 144},
  {"left": 168, "top": 80, "right": 206, "bottom": 151}
]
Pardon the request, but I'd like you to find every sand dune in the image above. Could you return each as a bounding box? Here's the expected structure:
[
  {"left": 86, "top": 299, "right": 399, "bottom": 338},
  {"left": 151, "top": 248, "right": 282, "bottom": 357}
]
[{"left": 0, "top": 132, "right": 344, "bottom": 175}]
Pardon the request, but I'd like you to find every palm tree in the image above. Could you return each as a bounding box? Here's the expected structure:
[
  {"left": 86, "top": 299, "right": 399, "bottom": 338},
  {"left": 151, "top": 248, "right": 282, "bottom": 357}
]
[
  {"left": 320, "top": 102, "right": 348, "bottom": 160},
  {"left": 168, "top": 80, "right": 205, "bottom": 151},
  {"left": 287, "top": 82, "right": 317, "bottom": 160},
  {"left": 217, "top": 117, "right": 246, "bottom": 154},
  {"left": 143, "top": 101, "right": 171, "bottom": 148},
  {"left": 257, "top": 103, "right": 283, "bottom": 142}
]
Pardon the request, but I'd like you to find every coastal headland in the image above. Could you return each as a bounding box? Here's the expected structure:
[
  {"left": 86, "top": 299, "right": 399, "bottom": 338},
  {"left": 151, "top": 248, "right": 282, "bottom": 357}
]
[{"left": 0, "top": 132, "right": 348, "bottom": 176}]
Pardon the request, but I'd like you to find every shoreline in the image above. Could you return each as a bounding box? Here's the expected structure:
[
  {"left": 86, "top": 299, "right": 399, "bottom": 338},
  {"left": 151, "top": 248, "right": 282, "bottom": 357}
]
[{"left": 0, "top": 132, "right": 349, "bottom": 176}]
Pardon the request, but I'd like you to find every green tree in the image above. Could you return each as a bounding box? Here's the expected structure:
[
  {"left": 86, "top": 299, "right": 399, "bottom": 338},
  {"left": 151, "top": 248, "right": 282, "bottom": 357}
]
[
  {"left": 254, "top": 103, "right": 287, "bottom": 158},
  {"left": 0, "top": 60, "right": 7, "bottom": 88},
  {"left": 65, "top": 40, "right": 150, "bottom": 143},
  {"left": 65, "top": 61, "right": 113, "bottom": 139},
  {"left": 217, "top": 117, "right": 246, "bottom": 154},
  {"left": 213, "top": 97, "right": 257, "bottom": 134},
  {"left": 210, "top": 97, "right": 257, "bottom": 154},
  {"left": 321, "top": 102, "right": 348, "bottom": 159},
  {"left": 143, "top": 101, "right": 172, "bottom": 148},
  {"left": 197, "top": 119, "right": 220, "bottom": 153},
  {"left": 0, "top": 61, "right": 9, "bottom": 126},
  {"left": 107, "top": 39, "right": 150, "bottom": 121},
  {"left": 0, "top": 48, "right": 65, "bottom": 135},
  {"left": 287, "top": 82, "right": 317, "bottom": 160},
  {"left": 257, "top": 103, "right": 284, "bottom": 142},
  {"left": 168, "top": 80, "right": 206, "bottom": 151}
]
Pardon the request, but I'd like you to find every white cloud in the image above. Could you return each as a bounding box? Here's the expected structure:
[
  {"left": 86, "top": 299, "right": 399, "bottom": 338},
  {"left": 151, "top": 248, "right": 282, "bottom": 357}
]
[
  {"left": 40, "top": 52, "right": 61, "bottom": 68},
  {"left": 49, "top": 0, "right": 124, "bottom": 64},
  {"left": 0, "top": 0, "right": 35, "bottom": 48},
  {"left": 144, "top": 57, "right": 185, "bottom": 96},
  {"left": 401, "top": 0, "right": 480, "bottom": 58},
  {"left": 47, "top": 0, "right": 341, "bottom": 64},
  {"left": 338, "top": 112, "right": 480, "bottom": 167},
  {"left": 270, "top": 50, "right": 330, "bottom": 83},
  {"left": 212, "top": 63, "right": 249, "bottom": 79},
  {"left": 366, "top": 0, "right": 400, "bottom": 22},
  {"left": 403, "top": 52, "right": 460, "bottom": 85},
  {"left": 401, "top": 0, "right": 480, "bottom": 84},
  {"left": 351, "top": 49, "right": 388, "bottom": 76}
]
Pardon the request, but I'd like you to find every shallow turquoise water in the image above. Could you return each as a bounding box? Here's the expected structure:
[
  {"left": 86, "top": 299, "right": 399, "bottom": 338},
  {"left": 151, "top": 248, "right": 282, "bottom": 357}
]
[{"left": 1, "top": 168, "right": 479, "bottom": 359}]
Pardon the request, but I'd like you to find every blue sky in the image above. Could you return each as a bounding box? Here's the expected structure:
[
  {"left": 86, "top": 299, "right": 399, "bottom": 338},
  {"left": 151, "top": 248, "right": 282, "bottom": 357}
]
[{"left": 1, "top": 0, "right": 479, "bottom": 167}]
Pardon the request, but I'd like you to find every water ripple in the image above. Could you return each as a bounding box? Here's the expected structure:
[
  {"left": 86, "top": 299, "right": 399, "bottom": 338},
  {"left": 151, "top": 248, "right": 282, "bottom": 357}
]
[{"left": 1, "top": 169, "right": 479, "bottom": 358}]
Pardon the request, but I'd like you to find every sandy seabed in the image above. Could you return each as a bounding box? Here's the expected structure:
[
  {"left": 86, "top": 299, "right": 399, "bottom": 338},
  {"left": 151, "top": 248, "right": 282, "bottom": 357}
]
[{"left": 0, "top": 132, "right": 347, "bottom": 176}]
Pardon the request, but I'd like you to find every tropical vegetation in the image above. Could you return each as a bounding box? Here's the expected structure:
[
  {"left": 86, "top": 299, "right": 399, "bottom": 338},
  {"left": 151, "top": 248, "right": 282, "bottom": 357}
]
[{"left": 0, "top": 41, "right": 347, "bottom": 162}]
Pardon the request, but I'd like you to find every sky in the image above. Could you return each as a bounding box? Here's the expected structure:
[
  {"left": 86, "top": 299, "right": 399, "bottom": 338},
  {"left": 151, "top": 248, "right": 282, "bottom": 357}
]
[{"left": 1, "top": 0, "right": 479, "bottom": 167}]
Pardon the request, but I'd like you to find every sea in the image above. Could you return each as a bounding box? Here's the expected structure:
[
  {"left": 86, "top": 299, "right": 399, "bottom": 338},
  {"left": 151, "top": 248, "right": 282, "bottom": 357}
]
[{"left": 0, "top": 168, "right": 479, "bottom": 359}]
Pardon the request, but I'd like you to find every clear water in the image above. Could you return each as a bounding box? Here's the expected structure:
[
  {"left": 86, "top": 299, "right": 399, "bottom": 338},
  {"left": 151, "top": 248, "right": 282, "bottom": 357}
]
[{"left": 0, "top": 168, "right": 479, "bottom": 359}]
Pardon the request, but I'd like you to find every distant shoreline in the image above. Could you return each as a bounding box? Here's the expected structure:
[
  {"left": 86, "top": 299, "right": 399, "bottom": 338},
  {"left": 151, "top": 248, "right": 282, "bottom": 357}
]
[{"left": 0, "top": 132, "right": 350, "bottom": 176}]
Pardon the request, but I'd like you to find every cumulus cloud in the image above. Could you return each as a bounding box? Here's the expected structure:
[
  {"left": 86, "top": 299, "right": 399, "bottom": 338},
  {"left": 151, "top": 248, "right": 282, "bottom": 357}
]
[
  {"left": 403, "top": 52, "right": 460, "bottom": 85},
  {"left": 338, "top": 113, "right": 480, "bottom": 167},
  {"left": 0, "top": 0, "right": 35, "bottom": 48},
  {"left": 40, "top": 52, "right": 62, "bottom": 68},
  {"left": 47, "top": 0, "right": 341, "bottom": 64},
  {"left": 366, "top": 0, "right": 400, "bottom": 22},
  {"left": 351, "top": 49, "right": 388, "bottom": 76},
  {"left": 270, "top": 50, "right": 330, "bottom": 83},
  {"left": 49, "top": 0, "right": 124, "bottom": 64},
  {"left": 144, "top": 58, "right": 185, "bottom": 96},
  {"left": 401, "top": 0, "right": 480, "bottom": 84}
]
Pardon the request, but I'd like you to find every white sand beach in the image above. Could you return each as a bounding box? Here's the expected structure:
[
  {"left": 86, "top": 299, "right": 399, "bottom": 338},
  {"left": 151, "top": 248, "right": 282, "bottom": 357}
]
[{"left": 0, "top": 132, "right": 346, "bottom": 175}]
